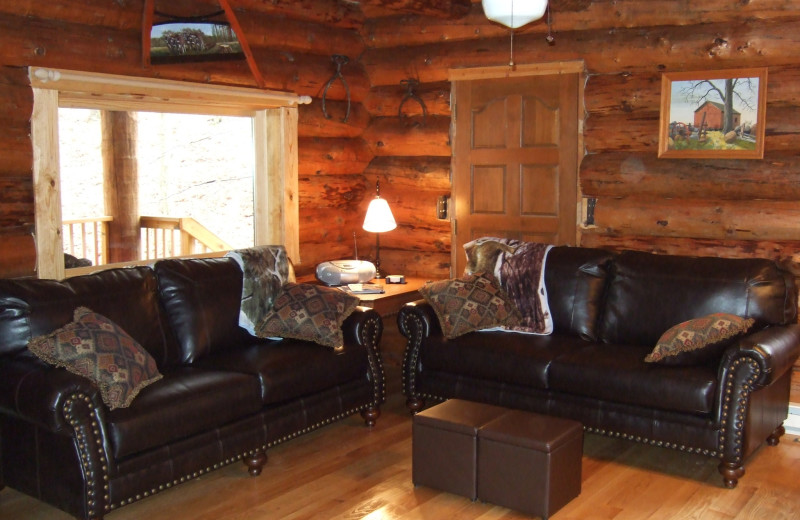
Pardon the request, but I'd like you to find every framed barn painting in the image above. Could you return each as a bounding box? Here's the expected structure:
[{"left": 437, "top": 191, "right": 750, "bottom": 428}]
[{"left": 658, "top": 68, "right": 767, "bottom": 159}]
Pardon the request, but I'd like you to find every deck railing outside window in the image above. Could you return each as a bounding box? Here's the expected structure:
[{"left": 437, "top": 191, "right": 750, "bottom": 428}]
[
  {"left": 62, "top": 216, "right": 112, "bottom": 266},
  {"left": 62, "top": 216, "right": 232, "bottom": 267}
]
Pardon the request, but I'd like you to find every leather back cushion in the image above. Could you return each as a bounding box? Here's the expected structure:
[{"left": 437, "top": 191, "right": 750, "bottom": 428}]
[
  {"left": 0, "top": 267, "right": 179, "bottom": 368},
  {"left": 544, "top": 246, "right": 615, "bottom": 341},
  {"left": 155, "top": 257, "right": 254, "bottom": 363},
  {"left": 598, "top": 251, "right": 797, "bottom": 346}
]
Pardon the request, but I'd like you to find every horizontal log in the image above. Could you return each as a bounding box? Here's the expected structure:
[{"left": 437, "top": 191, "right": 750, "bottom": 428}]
[
  {"left": 362, "top": 0, "right": 799, "bottom": 48},
  {"left": 298, "top": 100, "right": 370, "bottom": 139},
  {"left": 364, "top": 156, "right": 451, "bottom": 191},
  {"left": 375, "top": 248, "right": 450, "bottom": 279},
  {"left": 584, "top": 72, "right": 662, "bottom": 117},
  {"left": 298, "top": 137, "right": 373, "bottom": 175},
  {"left": 585, "top": 66, "right": 800, "bottom": 120},
  {"left": 362, "top": 17, "right": 800, "bottom": 86},
  {"left": 363, "top": 80, "right": 451, "bottom": 118},
  {"left": 0, "top": 231, "right": 36, "bottom": 278},
  {"left": 0, "top": 65, "right": 29, "bottom": 86},
  {"left": 579, "top": 232, "right": 800, "bottom": 271},
  {"left": 136, "top": 0, "right": 366, "bottom": 29},
  {"left": 580, "top": 151, "right": 800, "bottom": 200},
  {"left": 227, "top": 0, "right": 364, "bottom": 29},
  {"left": 0, "top": 15, "right": 370, "bottom": 99},
  {"left": 297, "top": 211, "right": 363, "bottom": 268},
  {"left": 357, "top": 0, "right": 471, "bottom": 19},
  {"left": 252, "top": 49, "right": 371, "bottom": 102},
  {"left": 767, "top": 65, "right": 800, "bottom": 107},
  {"left": 0, "top": 15, "right": 148, "bottom": 77},
  {"left": 298, "top": 174, "right": 366, "bottom": 209},
  {"left": 583, "top": 111, "right": 659, "bottom": 153},
  {"left": 0, "top": 136, "right": 33, "bottom": 177},
  {"left": 584, "top": 104, "right": 800, "bottom": 153},
  {"left": 0, "top": 84, "right": 33, "bottom": 126},
  {"left": 239, "top": 11, "right": 364, "bottom": 57},
  {"left": 363, "top": 115, "right": 451, "bottom": 157},
  {"left": 591, "top": 197, "right": 800, "bottom": 241},
  {"left": 0, "top": 0, "right": 141, "bottom": 31}
]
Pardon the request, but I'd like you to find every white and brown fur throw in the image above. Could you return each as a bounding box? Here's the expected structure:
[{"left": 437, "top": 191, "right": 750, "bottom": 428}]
[
  {"left": 463, "top": 237, "right": 553, "bottom": 334},
  {"left": 225, "top": 245, "right": 293, "bottom": 335}
]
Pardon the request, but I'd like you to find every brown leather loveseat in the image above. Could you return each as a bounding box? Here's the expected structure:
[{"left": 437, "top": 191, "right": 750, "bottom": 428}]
[
  {"left": 0, "top": 255, "right": 384, "bottom": 520},
  {"left": 399, "top": 245, "right": 800, "bottom": 488}
]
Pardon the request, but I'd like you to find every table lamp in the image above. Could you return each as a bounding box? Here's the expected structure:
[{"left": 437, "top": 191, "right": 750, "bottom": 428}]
[{"left": 362, "top": 179, "right": 396, "bottom": 279}]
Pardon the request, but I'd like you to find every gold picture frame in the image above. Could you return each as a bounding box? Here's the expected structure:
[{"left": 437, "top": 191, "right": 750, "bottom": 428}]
[{"left": 658, "top": 68, "right": 767, "bottom": 159}]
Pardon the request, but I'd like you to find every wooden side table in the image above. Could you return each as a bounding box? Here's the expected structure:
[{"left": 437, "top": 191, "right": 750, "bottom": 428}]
[
  {"left": 352, "top": 277, "right": 427, "bottom": 317},
  {"left": 354, "top": 277, "right": 428, "bottom": 370}
]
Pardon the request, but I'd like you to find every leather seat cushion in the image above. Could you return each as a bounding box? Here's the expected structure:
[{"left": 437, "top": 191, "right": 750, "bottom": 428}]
[
  {"left": 420, "top": 332, "right": 590, "bottom": 390},
  {"left": 548, "top": 343, "right": 718, "bottom": 416},
  {"left": 195, "top": 340, "right": 369, "bottom": 405},
  {"left": 107, "top": 367, "right": 262, "bottom": 459}
]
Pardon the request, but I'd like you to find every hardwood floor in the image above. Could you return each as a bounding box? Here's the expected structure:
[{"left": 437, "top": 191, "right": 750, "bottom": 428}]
[{"left": 2, "top": 366, "right": 799, "bottom": 520}]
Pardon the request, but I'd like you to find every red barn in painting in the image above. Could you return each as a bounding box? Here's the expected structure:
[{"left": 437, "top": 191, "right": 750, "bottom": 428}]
[{"left": 693, "top": 100, "right": 740, "bottom": 130}]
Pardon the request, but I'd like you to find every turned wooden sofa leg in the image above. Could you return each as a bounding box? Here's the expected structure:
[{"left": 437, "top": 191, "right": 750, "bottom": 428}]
[
  {"left": 718, "top": 461, "right": 744, "bottom": 489},
  {"left": 244, "top": 449, "right": 267, "bottom": 476},
  {"left": 767, "top": 423, "right": 785, "bottom": 446},
  {"left": 361, "top": 406, "right": 381, "bottom": 427},
  {"left": 406, "top": 397, "right": 424, "bottom": 414}
]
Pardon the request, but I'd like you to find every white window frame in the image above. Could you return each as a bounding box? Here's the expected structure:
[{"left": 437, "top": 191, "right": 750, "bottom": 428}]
[{"left": 29, "top": 67, "right": 308, "bottom": 279}]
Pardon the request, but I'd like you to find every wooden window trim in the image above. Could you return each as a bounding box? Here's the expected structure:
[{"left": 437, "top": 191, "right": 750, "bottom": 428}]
[{"left": 29, "top": 67, "right": 308, "bottom": 279}]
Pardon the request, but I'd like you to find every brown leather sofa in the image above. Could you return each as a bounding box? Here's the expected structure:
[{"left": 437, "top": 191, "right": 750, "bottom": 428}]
[
  {"left": 399, "top": 247, "right": 800, "bottom": 488},
  {"left": 0, "top": 257, "right": 384, "bottom": 520}
]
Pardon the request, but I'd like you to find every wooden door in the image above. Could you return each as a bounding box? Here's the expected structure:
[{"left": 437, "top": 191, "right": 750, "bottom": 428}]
[{"left": 451, "top": 73, "right": 579, "bottom": 276}]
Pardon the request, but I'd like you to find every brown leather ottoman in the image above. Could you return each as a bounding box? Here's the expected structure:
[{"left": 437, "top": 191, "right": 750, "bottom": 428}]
[
  {"left": 478, "top": 410, "right": 583, "bottom": 519},
  {"left": 412, "top": 399, "right": 508, "bottom": 499}
]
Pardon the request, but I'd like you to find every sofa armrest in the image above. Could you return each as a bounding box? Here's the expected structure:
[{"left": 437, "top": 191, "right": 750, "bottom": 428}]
[
  {"left": 397, "top": 299, "right": 442, "bottom": 340},
  {"left": 0, "top": 355, "right": 105, "bottom": 433},
  {"left": 0, "top": 354, "right": 112, "bottom": 518},
  {"left": 342, "top": 306, "right": 386, "bottom": 408},
  {"left": 397, "top": 300, "right": 442, "bottom": 406},
  {"left": 720, "top": 324, "right": 800, "bottom": 387}
]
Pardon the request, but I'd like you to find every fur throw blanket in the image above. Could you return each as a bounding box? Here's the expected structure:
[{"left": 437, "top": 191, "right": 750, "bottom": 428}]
[
  {"left": 463, "top": 237, "right": 553, "bottom": 335},
  {"left": 225, "top": 245, "right": 293, "bottom": 335}
]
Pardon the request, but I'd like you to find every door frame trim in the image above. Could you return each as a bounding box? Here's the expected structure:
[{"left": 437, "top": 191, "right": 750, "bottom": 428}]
[{"left": 448, "top": 60, "right": 585, "bottom": 82}]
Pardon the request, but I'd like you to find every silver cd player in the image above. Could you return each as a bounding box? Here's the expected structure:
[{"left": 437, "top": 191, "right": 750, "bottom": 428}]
[{"left": 315, "top": 260, "right": 376, "bottom": 286}]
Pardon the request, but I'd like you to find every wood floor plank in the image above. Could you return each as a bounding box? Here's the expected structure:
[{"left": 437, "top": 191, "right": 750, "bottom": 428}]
[{"left": 1, "top": 366, "right": 799, "bottom": 520}]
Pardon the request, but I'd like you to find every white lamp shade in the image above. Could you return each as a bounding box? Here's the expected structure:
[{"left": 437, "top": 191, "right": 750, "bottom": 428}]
[
  {"left": 362, "top": 197, "right": 397, "bottom": 233},
  {"left": 482, "top": 0, "right": 548, "bottom": 29}
]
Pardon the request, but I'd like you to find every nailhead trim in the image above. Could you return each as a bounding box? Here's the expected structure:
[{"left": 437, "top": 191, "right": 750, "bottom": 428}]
[
  {"left": 413, "top": 388, "right": 723, "bottom": 459},
  {"left": 718, "top": 356, "right": 760, "bottom": 465},
  {"left": 63, "top": 393, "right": 109, "bottom": 516},
  {"left": 399, "top": 313, "right": 424, "bottom": 399}
]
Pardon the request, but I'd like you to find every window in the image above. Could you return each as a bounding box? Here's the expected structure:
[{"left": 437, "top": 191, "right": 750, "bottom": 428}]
[
  {"left": 30, "top": 67, "right": 305, "bottom": 279},
  {"left": 59, "top": 109, "right": 256, "bottom": 265}
]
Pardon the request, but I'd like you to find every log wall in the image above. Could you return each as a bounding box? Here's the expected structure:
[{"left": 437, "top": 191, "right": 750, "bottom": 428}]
[
  {"left": 358, "top": 0, "right": 800, "bottom": 400},
  {"left": 0, "top": 1, "right": 798, "bottom": 400},
  {"left": 0, "top": 2, "right": 371, "bottom": 278}
]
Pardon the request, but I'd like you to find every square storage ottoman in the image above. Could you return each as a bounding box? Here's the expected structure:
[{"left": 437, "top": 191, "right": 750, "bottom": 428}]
[
  {"left": 478, "top": 410, "right": 583, "bottom": 519},
  {"left": 412, "top": 399, "right": 508, "bottom": 499}
]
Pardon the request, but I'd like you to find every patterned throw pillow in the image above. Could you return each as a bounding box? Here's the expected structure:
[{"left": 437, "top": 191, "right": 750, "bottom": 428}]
[
  {"left": 257, "top": 283, "right": 360, "bottom": 349},
  {"left": 645, "top": 313, "right": 755, "bottom": 366},
  {"left": 419, "top": 272, "right": 522, "bottom": 339},
  {"left": 27, "top": 307, "right": 162, "bottom": 410}
]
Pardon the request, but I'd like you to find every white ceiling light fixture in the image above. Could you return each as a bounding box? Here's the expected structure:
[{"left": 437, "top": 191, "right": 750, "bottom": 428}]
[{"left": 481, "top": 0, "right": 548, "bottom": 29}]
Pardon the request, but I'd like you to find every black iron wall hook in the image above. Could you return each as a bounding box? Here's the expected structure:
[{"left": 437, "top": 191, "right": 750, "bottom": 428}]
[
  {"left": 322, "top": 54, "right": 351, "bottom": 123},
  {"left": 398, "top": 78, "right": 427, "bottom": 127}
]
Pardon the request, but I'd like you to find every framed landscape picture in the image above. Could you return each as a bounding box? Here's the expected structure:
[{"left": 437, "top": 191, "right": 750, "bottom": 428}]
[
  {"left": 658, "top": 68, "right": 767, "bottom": 159},
  {"left": 149, "top": 21, "right": 244, "bottom": 64}
]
